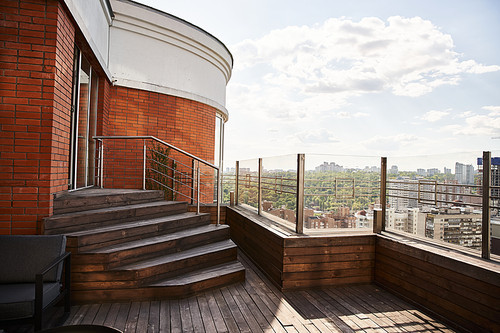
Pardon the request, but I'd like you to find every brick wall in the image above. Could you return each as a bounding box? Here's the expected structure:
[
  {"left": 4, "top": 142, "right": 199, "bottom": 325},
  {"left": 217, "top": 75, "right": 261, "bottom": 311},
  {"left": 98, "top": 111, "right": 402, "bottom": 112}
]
[
  {"left": 0, "top": 0, "right": 75, "bottom": 234},
  {"left": 105, "top": 86, "right": 218, "bottom": 199}
]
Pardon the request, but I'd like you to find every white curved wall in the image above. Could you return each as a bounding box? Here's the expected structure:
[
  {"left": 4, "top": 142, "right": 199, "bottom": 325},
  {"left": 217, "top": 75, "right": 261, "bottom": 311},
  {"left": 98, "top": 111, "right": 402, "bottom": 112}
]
[
  {"left": 108, "top": 0, "right": 233, "bottom": 119},
  {"left": 64, "top": 0, "right": 112, "bottom": 78}
]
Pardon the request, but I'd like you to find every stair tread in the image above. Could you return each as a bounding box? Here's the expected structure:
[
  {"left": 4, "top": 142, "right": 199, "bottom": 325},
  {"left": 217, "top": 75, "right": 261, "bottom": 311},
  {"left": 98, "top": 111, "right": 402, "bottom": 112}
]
[
  {"left": 150, "top": 261, "right": 244, "bottom": 287},
  {"left": 115, "top": 239, "right": 236, "bottom": 271},
  {"left": 85, "top": 224, "right": 229, "bottom": 254},
  {"left": 66, "top": 212, "right": 209, "bottom": 238},
  {"left": 48, "top": 201, "right": 185, "bottom": 220}
]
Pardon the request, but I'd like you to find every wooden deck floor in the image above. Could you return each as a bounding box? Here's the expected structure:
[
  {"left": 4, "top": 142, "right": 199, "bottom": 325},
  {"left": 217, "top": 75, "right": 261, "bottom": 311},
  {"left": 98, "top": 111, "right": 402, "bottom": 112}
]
[{"left": 3, "top": 253, "right": 457, "bottom": 333}]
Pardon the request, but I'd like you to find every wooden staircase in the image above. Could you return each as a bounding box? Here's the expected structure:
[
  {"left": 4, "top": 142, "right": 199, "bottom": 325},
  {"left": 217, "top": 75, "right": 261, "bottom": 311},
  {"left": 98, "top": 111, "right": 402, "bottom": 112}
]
[{"left": 44, "top": 188, "right": 245, "bottom": 303}]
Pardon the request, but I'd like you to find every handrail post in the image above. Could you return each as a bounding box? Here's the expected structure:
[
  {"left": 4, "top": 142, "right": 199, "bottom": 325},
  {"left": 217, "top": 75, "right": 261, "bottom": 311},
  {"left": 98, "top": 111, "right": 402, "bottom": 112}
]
[
  {"left": 235, "top": 161, "right": 239, "bottom": 205},
  {"left": 380, "top": 157, "right": 387, "bottom": 232},
  {"left": 296, "top": 153, "right": 305, "bottom": 234},
  {"left": 216, "top": 168, "right": 220, "bottom": 226},
  {"left": 482, "top": 151, "right": 491, "bottom": 259},
  {"left": 99, "top": 139, "right": 104, "bottom": 188},
  {"left": 196, "top": 161, "right": 200, "bottom": 215},
  {"left": 191, "top": 159, "right": 196, "bottom": 205},
  {"left": 258, "top": 158, "right": 262, "bottom": 215},
  {"left": 142, "top": 139, "right": 146, "bottom": 190}
]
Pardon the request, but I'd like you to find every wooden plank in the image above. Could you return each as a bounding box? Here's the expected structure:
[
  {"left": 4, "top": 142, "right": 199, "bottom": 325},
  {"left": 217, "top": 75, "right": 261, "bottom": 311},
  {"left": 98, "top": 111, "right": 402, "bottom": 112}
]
[
  {"left": 103, "top": 303, "right": 121, "bottom": 327},
  {"left": 124, "top": 302, "right": 140, "bottom": 333},
  {"left": 187, "top": 296, "right": 205, "bottom": 333},
  {"left": 283, "top": 259, "right": 374, "bottom": 272},
  {"left": 284, "top": 244, "right": 375, "bottom": 256},
  {"left": 284, "top": 234, "right": 375, "bottom": 248},
  {"left": 93, "top": 303, "right": 111, "bottom": 325},
  {"left": 196, "top": 293, "right": 218, "bottom": 333},
  {"left": 212, "top": 288, "right": 241, "bottom": 333},
  {"left": 179, "top": 297, "right": 194, "bottom": 333},
  {"left": 282, "top": 274, "right": 372, "bottom": 289},
  {"left": 113, "top": 303, "right": 131, "bottom": 332},
  {"left": 159, "top": 300, "right": 171, "bottom": 333},
  {"left": 147, "top": 300, "right": 160, "bottom": 333},
  {"left": 136, "top": 301, "right": 150, "bottom": 333},
  {"left": 169, "top": 299, "right": 183, "bottom": 333},
  {"left": 283, "top": 252, "right": 375, "bottom": 264},
  {"left": 220, "top": 286, "right": 252, "bottom": 332}
]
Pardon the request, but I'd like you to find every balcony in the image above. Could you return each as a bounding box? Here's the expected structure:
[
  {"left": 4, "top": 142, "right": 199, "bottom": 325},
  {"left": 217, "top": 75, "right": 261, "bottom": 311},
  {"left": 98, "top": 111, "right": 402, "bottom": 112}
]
[{"left": 4, "top": 139, "right": 498, "bottom": 332}]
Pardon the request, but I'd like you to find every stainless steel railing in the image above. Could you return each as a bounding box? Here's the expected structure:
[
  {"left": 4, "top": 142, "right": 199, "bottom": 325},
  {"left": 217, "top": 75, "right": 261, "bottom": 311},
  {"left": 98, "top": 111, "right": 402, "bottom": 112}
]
[{"left": 94, "top": 135, "right": 221, "bottom": 225}]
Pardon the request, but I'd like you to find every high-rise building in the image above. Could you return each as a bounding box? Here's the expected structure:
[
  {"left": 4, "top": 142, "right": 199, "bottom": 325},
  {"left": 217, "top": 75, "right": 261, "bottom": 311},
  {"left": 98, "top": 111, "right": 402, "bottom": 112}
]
[{"left": 455, "top": 162, "right": 475, "bottom": 184}]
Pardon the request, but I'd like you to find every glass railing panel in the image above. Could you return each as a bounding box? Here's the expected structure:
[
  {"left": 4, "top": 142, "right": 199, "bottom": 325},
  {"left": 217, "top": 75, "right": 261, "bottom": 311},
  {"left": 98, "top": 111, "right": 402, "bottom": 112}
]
[
  {"left": 261, "top": 154, "right": 298, "bottom": 228},
  {"left": 238, "top": 158, "right": 259, "bottom": 211},
  {"left": 386, "top": 151, "right": 484, "bottom": 254},
  {"left": 303, "top": 154, "right": 381, "bottom": 231},
  {"left": 489, "top": 150, "right": 500, "bottom": 259},
  {"left": 221, "top": 168, "right": 236, "bottom": 204}
]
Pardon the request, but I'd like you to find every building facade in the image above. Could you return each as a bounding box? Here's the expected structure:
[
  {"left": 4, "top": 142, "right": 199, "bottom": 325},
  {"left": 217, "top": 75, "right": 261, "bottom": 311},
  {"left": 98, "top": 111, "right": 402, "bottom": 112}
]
[{"left": 0, "top": 0, "right": 233, "bottom": 235}]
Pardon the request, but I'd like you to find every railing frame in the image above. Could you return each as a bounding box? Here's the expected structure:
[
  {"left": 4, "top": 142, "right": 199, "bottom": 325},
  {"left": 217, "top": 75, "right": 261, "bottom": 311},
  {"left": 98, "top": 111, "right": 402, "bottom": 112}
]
[
  {"left": 94, "top": 135, "right": 220, "bottom": 225},
  {"left": 233, "top": 151, "right": 496, "bottom": 259}
]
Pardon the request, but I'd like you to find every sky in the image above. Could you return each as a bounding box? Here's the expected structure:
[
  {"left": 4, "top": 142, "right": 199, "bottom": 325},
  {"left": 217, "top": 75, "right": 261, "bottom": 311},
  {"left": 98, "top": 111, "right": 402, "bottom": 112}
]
[{"left": 134, "top": 0, "right": 500, "bottom": 170}]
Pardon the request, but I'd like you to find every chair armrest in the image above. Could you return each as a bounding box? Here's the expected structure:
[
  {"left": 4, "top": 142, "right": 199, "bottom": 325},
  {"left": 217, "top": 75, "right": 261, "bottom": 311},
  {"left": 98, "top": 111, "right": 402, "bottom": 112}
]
[
  {"left": 34, "top": 252, "right": 71, "bottom": 331},
  {"left": 37, "top": 251, "right": 71, "bottom": 278}
]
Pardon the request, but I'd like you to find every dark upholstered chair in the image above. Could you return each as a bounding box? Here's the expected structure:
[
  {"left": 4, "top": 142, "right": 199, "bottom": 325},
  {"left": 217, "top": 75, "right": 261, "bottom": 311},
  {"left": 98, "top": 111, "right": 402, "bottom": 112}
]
[{"left": 0, "top": 235, "right": 71, "bottom": 331}]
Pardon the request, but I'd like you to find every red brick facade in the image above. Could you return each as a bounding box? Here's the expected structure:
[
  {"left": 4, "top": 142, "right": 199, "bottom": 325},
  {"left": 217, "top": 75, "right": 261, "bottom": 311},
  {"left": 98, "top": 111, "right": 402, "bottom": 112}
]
[
  {"left": 108, "top": 86, "right": 216, "bottom": 163},
  {"left": 1, "top": 1, "right": 221, "bottom": 235},
  {"left": 0, "top": 0, "right": 74, "bottom": 235}
]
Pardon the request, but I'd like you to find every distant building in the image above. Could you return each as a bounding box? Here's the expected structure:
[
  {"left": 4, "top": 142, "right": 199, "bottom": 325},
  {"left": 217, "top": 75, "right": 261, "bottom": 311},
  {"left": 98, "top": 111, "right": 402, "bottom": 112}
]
[
  {"left": 389, "top": 165, "right": 399, "bottom": 174},
  {"left": 444, "top": 167, "right": 452, "bottom": 175},
  {"left": 455, "top": 162, "right": 475, "bottom": 185},
  {"left": 315, "top": 162, "right": 344, "bottom": 172},
  {"left": 427, "top": 168, "right": 440, "bottom": 176},
  {"left": 417, "top": 169, "right": 427, "bottom": 177},
  {"left": 425, "top": 208, "right": 482, "bottom": 249}
]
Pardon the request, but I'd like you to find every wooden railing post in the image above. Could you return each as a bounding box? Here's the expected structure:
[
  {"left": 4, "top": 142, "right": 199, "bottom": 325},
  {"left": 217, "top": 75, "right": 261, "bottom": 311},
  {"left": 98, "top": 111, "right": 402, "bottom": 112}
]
[
  {"left": 482, "top": 151, "right": 491, "bottom": 259},
  {"left": 296, "top": 154, "right": 305, "bottom": 234},
  {"left": 258, "top": 158, "right": 262, "bottom": 215},
  {"left": 235, "top": 161, "right": 239, "bottom": 206},
  {"left": 380, "top": 157, "right": 387, "bottom": 232}
]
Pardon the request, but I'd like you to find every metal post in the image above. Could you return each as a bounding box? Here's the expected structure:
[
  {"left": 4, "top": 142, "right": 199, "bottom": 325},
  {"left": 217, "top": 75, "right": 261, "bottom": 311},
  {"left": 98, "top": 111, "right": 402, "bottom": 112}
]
[
  {"left": 99, "top": 139, "right": 104, "bottom": 188},
  {"left": 296, "top": 154, "right": 305, "bottom": 234},
  {"left": 235, "top": 161, "right": 239, "bottom": 205},
  {"left": 216, "top": 168, "right": 221, "bottom": 226},
  {"left": 191, "top": 159, "right": 196, "bottom": 205},
  {"left": 258, "top": 158, "right": 262, "bottom": 215},
  {"left": 482, "top": 151, "right": 491, "bottom": 259},
  {"left": 380, "top": 157, "right": 387, "bottom": 232},
  {"left": 142, "top": 139, "right": 146, "bottom": 190},
  {"left": 196, "top": 162, "right": 200, "bottom": 215}
]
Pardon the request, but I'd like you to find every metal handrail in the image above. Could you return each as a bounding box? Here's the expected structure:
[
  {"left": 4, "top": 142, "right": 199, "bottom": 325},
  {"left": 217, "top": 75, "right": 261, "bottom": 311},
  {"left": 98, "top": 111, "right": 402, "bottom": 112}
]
[{"left": 93, "top": 135, "right": 221, "bottom": 225}]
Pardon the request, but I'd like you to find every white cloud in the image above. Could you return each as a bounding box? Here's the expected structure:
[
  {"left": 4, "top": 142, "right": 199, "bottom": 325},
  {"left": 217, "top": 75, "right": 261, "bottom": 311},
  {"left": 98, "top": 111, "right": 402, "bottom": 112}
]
[
  {"left": 421, "top": 110, "right": 450, "bottom": 122},
  {"left": 362, "top": 134, "right": 418, "bottom": 151},
  {"left": 231, "top": 16, "right": 500, "bottom": 116},
  {"left": 296, "top": 128, "right": 339, "bottom": 144},
  {"left": 441, "top": 106, "right": 500, "bottom": 136}
]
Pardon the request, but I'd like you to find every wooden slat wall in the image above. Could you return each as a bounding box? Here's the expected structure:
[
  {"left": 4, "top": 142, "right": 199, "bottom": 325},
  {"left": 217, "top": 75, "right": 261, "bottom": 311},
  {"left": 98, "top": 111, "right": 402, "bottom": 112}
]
[
  {"left": 227, "top": 207, "right": 376, "bottom": 290},
  {"left": 188, "top": 205, "right": 227, "bottom": 225},
  {"left": 226, "top": 207, "right": 284, "bottom": 287},
  {"left": 375, "top": 235, "right": 500, "bottom": 333},
  {"left": 283, "top": 235, "right": 375, "bottom": 290}
]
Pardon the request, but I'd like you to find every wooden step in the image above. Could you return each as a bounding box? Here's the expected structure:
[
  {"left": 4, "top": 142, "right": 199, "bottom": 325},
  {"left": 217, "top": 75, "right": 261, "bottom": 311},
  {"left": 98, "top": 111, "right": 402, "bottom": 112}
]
[
  {"left": 71, "top": 224, "right": 231, "bottom": 271},
  {"left": 66, "top": 212, "right": 211, "bottom": 252},
  {"left": 44, "top": 201, "right": 188, "bottom": 234},
  {"left": 53, "top": 189, "right": 165, "bottom": 214},
  {"left": 71, "top": 261, "right": 246, "bottom": 303},
  {"left": 71, "top": 240, "right": 238, "bottom": 291}
]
